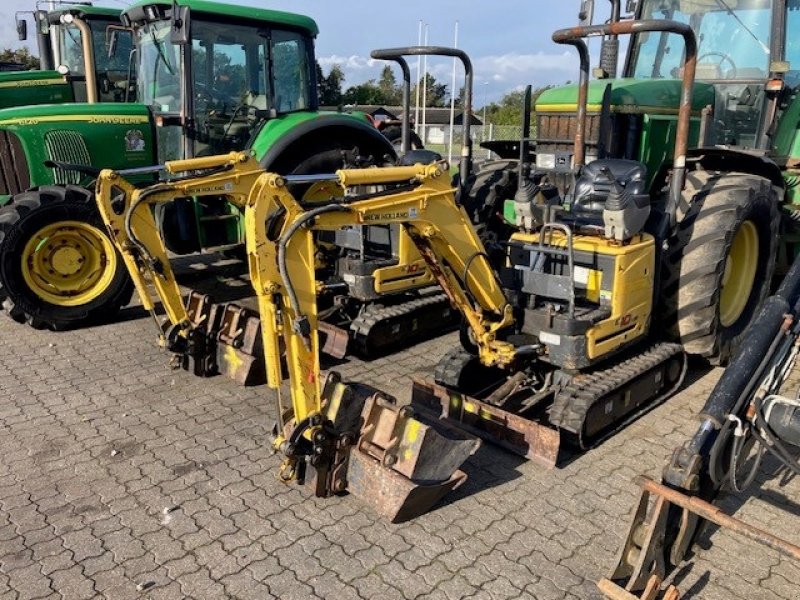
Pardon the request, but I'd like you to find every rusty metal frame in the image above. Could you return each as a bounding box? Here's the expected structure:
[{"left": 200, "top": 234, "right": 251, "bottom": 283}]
[{"left": 551, "top": 19, "right": 697, "bottom": 228}]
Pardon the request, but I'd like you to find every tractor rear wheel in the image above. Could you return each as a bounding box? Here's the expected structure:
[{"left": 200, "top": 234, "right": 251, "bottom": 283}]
[
  {"left": 661, "top": 171, "right": 781, "bottom": 365},
  {"left": 460, "top": 159, "right": 519, "bottom": 256},
  {"left": 381, "top": 125, "right": 424, "bottom": 152},
  {"left": 0, "top": 185, "right": 133, "bottom": 329}
]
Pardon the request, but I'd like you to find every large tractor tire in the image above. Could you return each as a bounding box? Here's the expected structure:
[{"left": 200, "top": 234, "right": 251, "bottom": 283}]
[
  {"left": 0, "top": 185, "right": 133, "bottom": 330},
  {"left": 381, "top": 125, "right": 424, "bottom": 153},
  {"left": 461, "top": 159, "right": 519, "bottom": 251},
  {"left": 661, "top": 171, "right": 781, "bottom": 365}
]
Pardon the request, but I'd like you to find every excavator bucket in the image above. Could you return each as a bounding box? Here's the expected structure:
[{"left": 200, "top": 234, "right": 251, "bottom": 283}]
[
  {"left": 410, "top": 379, "right": 561, "bottom": 468},
  {"left": 317, "top": 374, "right": 480, "bottom": 522}
]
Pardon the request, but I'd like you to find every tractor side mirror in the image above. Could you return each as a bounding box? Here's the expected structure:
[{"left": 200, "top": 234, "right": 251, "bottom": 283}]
[
  {"left": 579, "top": 1, "right": 595, "bottom": 26},
  {"left": 16, "top": 16, "right": 27, "bottom": 41},
  {"left": 170, "top": 5, "right": 191, "bottom": 45}
]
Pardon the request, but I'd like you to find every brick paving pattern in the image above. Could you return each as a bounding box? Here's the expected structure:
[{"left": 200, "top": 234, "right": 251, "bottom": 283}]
[{"left": 0, "top": 257, "right": 798, "bottom": 599}]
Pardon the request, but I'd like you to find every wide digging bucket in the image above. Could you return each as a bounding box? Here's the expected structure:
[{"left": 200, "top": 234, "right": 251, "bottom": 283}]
[
  {"left": 410, "top": 378, "right": 561, "bottom": 468},
  {"left": 346, "top": 393, "right": 480, "bottom": 523}
]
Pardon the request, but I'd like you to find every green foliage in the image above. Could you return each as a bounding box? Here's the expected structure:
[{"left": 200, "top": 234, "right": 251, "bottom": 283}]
[
  {"left": 482, "top": 85, "right": 553, "bottom": 126},
  {"left": 411, "top": 73, "right": 447, "bottom": 108},
  {"left": 317, "top": 62, "right": 449, "bottom": 108},
  {"left": 378, "top": 65, "right": 401, "bottom": 105},
  {"left": 0, "top": 48, "right": 39, "bottom": 70},
  {"left": 317, "top": 62, "right": 344, "bottom": 105}
]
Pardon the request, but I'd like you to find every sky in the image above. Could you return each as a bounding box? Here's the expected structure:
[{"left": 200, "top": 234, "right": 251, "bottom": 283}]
[{"left": 1, "top": 0, "right": 620, "bottom": 106}]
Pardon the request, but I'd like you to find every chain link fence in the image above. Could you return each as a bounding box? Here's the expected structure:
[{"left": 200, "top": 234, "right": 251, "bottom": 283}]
[{"left": 414, "top": 124, "right": 525, "bottom": 164}]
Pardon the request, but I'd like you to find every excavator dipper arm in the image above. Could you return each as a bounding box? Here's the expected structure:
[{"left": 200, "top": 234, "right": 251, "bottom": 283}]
[{"left": 95, "top": 153, "right": 487, "bottom": 521}]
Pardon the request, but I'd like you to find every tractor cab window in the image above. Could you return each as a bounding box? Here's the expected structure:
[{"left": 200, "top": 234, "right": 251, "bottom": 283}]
[
  {"left": 92, "top": 19, "right": 134, "bottom": 103},
  {"left": 631, "top": 0, "right": 773, "bottom": 81},
  {"left": 629, "top": 0, "right": 775, "bottom": 148},
  {"left": 190, "top": 20, "right": 270, "bottom": 156},
  {"left": 136, "top": 20, "right": 181, "bottom": 113},
  {"left": 189, "top": 21, "right": 313, "bottom": 156},
  {"left": 58, "top": 23, "right": 85, "bottom": 75},
  {"left": 272, "top": 30, "right": 311, "bottom": 112}
]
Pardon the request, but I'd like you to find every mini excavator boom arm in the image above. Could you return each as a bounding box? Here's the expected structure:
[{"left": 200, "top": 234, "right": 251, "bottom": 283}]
[{"left": 94, "top": 151, "right": 527, "bottom": 520}]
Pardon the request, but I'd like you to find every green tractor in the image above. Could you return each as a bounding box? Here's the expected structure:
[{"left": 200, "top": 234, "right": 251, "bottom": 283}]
[
  {"left": 0, "top": 0, "right": 394, "bottom": 329},
  {"left": 7, "top": 3, "right": 133, "bottom": 108},
  {"left": 467, "top": 0, "right": 800, "bottom": 365}
]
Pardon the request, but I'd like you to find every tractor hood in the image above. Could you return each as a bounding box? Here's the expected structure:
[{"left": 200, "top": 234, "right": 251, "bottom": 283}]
[
  {"left": 0, "top": 103, "right": 156, "bottom": 205},
  {"left": 0, "top": 71, "right": 73, "bottom": 110},
  {"left": 535, "top": 78, "right": 716, "bottom": 115}
]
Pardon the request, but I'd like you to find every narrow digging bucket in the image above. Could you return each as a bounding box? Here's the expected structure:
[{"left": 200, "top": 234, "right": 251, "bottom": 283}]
[
  {"left": 347, "top": 393, "right": 480, "bottom": 523},
  {"left": 410, "top": 378, "right": 562, "bottom": 468}
]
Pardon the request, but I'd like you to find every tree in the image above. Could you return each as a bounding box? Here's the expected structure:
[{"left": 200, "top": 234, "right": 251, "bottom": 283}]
[
  {"left": 482, "top": 85, "right": 553, "bottom": 126},
  {"left": 317, "top": 62, "right": 344, "bottom": 106},
  {"left": 377, "top": 65, "right": 401, "bottom": 105},
  {"left": 342, "top": 79, "right": 384, "bottom": 105},
  {"left": 411, "top": 73, "right": 448, "bottom": 108},
  {"left": 0, "top": 48, "right": 39, "bottom": 70}
]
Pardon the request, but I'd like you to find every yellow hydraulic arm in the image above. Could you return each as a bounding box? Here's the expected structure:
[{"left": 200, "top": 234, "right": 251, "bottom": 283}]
[
  {"left": 95, "top": 151, "right": 514, "bottom": 513},
  {"left": 95, "top": 152, "right": 267, "bottom": 337}
]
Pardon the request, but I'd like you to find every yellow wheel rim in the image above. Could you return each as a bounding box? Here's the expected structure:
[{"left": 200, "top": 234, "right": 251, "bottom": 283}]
[
  {"left": 21, "top": 220, "right": 117, "bottom": 307},
  {"left": 719, "top": 220, "right": 759, "bottom": 328}
]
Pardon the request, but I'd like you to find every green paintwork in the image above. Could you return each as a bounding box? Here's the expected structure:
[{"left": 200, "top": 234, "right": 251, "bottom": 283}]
[
  {"left": 248, "top": 110, "right": 369, "bottom": 161},
  {"left": 535, "top": 79, "right": 715, "bottom": 114},
  {"left": 124, "top": 0, "right": 318, "bottom": 35},
  {"left": 638, "top": 114, "right": 701, "bottom": 186},
  {"left": 0, "top": 103, "right": 155, "bottom": 206},
  {"left": 51, "top": 5, "right": 122, "bottom": 19},
  {"left": 0, "top": 71, "right": 73, "bottom": 110}
]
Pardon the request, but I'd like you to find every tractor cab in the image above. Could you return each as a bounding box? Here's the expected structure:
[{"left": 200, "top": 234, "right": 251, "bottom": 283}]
[
  {"left": 626, "top": 0, "right": 797, "bottom": 150},
  {"left": 15, "top": 5, "right": 133, "bottom": 104},
  {"left": 124, "top": 0, "right": 318, "bottom": 161}
]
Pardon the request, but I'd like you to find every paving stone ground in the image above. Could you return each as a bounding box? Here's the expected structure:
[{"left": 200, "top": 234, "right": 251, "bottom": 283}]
[{"left": 1, "top": 255, "right": 799, "bottom": 600}]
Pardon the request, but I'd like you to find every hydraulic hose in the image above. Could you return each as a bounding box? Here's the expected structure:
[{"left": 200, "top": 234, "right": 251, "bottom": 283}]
[{"left": 277, "top": 204, "right": 352, "bottom": 340}]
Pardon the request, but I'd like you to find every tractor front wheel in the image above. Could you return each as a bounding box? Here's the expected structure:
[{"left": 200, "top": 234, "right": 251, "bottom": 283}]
[
  {"left": 661, "top": 171, "right": 781, "bottom": 365},
  {"left": 0, "top": 185, "right": 133, "bottom": 329}
]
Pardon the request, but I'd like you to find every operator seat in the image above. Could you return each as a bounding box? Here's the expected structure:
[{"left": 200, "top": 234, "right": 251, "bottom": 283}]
[{"left": 571, "top": 158, "right": 650, "bottom": 241}]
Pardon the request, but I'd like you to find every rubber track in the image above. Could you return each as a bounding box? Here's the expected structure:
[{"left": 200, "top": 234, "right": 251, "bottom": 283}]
[
  {"left": 434, "top": 348, "right": 476, "bottom": 389},
  {"left": 349, "top": 288, "right": 459, "bottom": 356},
  {"left": 549, "top": 342, "right": 686, "bottom": 448}
]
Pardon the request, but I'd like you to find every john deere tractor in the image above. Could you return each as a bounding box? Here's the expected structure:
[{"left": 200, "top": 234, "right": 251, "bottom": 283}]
[
  {"left": 0, "top": 0, "right": 394, "bottom": 329},
  {"left": 466, "top": 0, "right": 800, "bottom": 365},
  {"left": 6, "top": 3, "right": 133, "bottom": 108}
]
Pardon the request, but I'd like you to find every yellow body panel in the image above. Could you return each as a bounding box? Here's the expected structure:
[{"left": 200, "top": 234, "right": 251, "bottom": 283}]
[{"left": 510, "top": 230, "right": 655, "bottom": 361}]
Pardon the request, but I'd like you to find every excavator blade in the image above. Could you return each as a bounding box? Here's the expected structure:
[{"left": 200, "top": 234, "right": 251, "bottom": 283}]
[
  {"left": 317, "top": 374, "right": 480, "bottom": 522},
  {"left": 410, "top": 379, "right": 561, "bottom": 468}
]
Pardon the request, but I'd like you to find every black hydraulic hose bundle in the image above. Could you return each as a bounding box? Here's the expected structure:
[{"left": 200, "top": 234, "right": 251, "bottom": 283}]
[{"left": 695, "top": 252, "right": 800, "bottom": 490}]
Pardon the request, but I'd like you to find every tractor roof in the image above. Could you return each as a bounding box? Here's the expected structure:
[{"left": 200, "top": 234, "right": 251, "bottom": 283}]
[
  {"left": 123, "top": 0, "right": 318, "bottom": 36},
  {"left": 49, "top": 5, "right": 122, "bottom": 21}
]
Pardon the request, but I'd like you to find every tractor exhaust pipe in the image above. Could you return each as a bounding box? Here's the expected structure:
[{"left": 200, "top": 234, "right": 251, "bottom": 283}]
[{"left": 552, "top": 20, "right": 697, "bottom": 226}]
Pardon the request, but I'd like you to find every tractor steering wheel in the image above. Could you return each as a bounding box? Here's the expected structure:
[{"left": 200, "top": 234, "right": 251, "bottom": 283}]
[{"left": 697, "top": 51, "right": 737, "bottom": 79}]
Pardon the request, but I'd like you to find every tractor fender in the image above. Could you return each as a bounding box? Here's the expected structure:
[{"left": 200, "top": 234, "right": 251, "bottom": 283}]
[
  {"left": 257, "top": 115, "right": 396, "bottom": 173},
  {"left": 651, "top": 147, "right": 785, "bottom": 197}
]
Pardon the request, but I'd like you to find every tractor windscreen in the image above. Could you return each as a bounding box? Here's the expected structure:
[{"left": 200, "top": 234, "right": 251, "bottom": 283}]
[
  {"left": 54, "top": 18, "right": 133, "bottom": 103},
  {"left": 630, "top": 0, "right": 773, "bottom": 81},
  {"left": 136, "top": 16, "right": 313, "bottom": 157}
]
